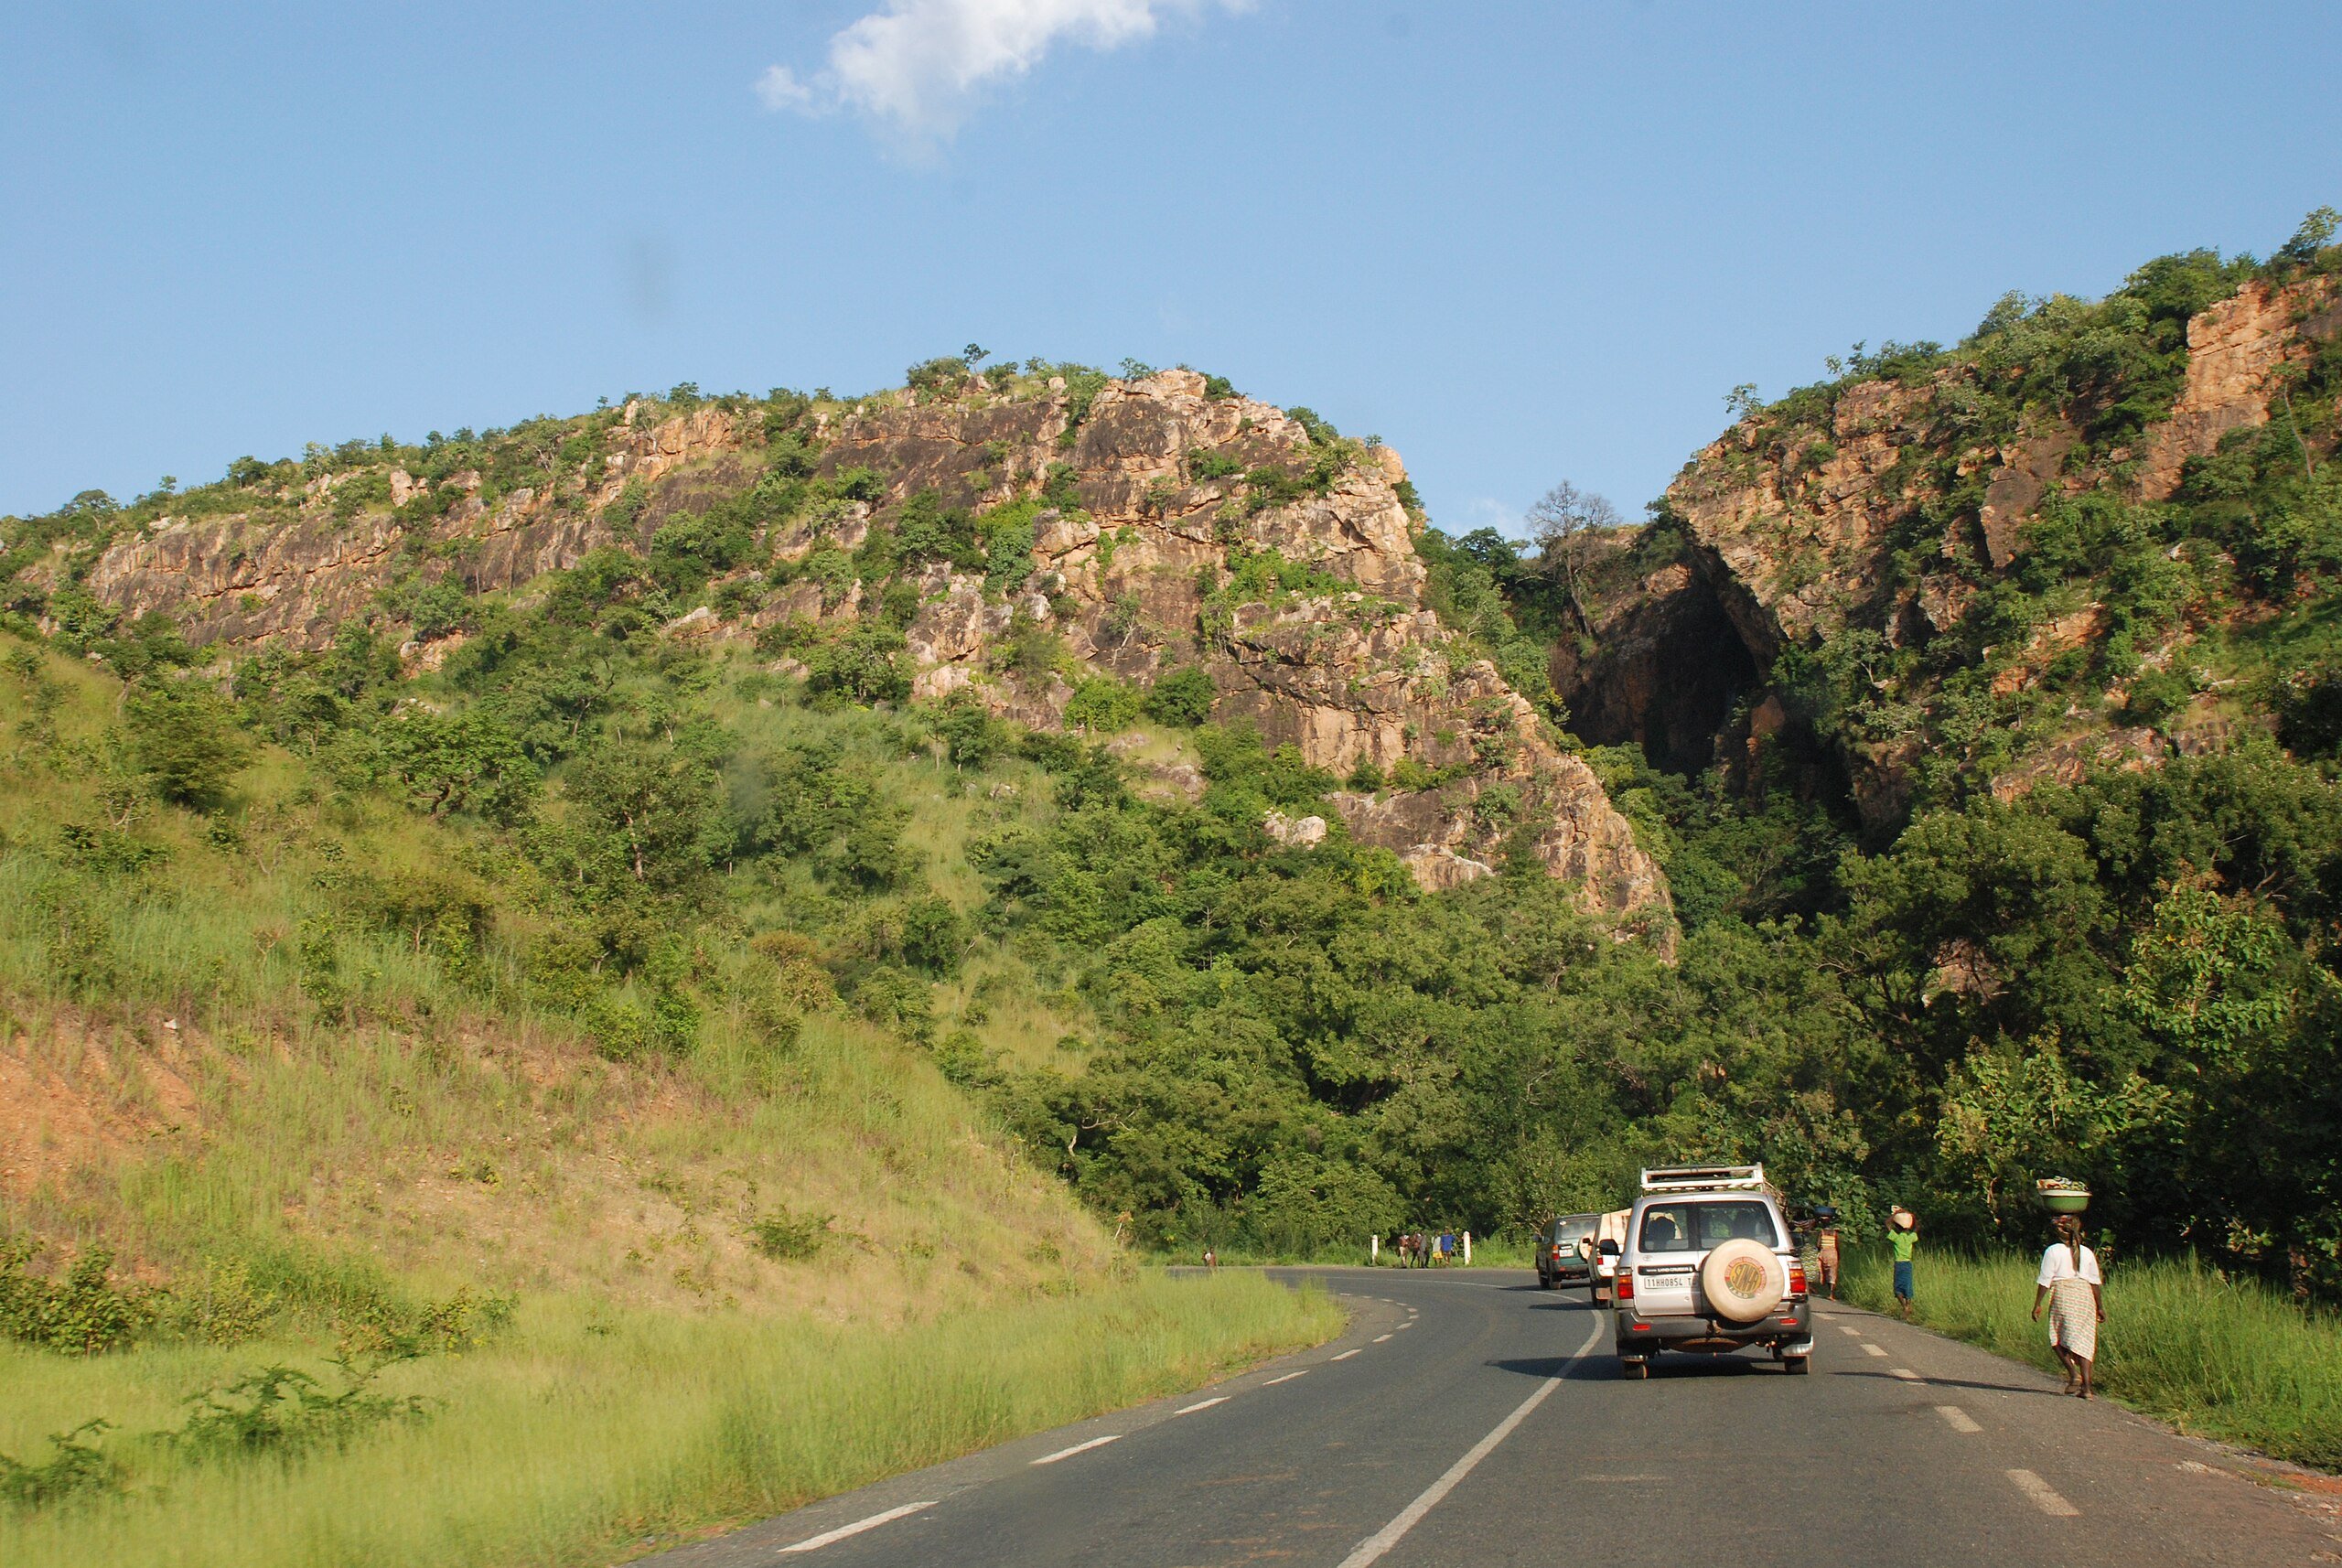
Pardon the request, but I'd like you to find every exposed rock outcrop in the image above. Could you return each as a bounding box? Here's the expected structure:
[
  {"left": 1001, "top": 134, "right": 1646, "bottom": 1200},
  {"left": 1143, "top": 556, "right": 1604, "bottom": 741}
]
[
  {"left": 1635, "top": 272, "right": 2342, "bottom": 827},
  {"left": 812, "top": 371, "right": 1668, "bottom": 929},
  {"left": 65, "top": 370, "right": 1671, "bottom": 932}
]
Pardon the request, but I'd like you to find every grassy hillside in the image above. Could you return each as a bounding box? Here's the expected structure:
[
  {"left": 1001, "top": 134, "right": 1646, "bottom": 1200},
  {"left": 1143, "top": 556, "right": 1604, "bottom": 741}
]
[
  {"left": 0, "top": 626, "right": 1339, "bottom": 1562},
  {"left": 0, "top": 633, "right": 1106, "bottom": 1316}
]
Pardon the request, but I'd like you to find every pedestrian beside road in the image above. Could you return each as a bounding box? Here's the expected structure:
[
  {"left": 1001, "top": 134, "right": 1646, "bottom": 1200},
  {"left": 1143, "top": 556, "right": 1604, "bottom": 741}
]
[
  {"left": 1888, "top": 1207, "right": 1918, "bottom": 1319},
  {"left": 1817, "top": 1214, "right": 1842, "bottom": 1300},
  {"left": 1203, "top": 1248, "right": 1217, "bottom": 1272},
  {"left": 2032, "top": 1214, "right": 2106, "bottom": 1398}
]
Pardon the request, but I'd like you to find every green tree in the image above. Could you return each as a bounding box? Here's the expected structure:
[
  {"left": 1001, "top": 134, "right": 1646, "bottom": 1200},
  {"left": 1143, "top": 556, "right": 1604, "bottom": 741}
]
[
  {"left": 564, "top": 741, "right": 729, "bottom": 897},
  {"left": 124, "top": 682, "right": 248, "bottom": 809}
]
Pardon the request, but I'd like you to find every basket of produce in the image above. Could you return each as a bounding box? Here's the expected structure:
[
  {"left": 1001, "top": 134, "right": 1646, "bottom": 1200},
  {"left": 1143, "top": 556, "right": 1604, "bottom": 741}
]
[{"left": 2035, "top": 1177, "right": 2091, "bottom": 1214}]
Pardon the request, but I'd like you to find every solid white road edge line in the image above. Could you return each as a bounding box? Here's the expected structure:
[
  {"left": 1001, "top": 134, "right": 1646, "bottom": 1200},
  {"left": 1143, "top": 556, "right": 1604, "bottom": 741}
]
[
  {"left": 2006, "top": 1468, "right": 2079, "bottom": 1516},
  {"left": 1936, "top": 1405, "right": 1982, "bottom": 1434},
  {"left": 1263, "top": 1369, "right": 1310, "bottom": 1385},
  {"left": 779, "top": 1500, "right": 937, "bottom": 1552},
  {"left": 1031, "top": 1434, "right": 1122, "bottom": 1466},
  {"left": 1334, "top": 1312, "right": 1605, "bottom": 1568},
  {"left": 1174, "top": 1397, "right": 1228, "bottom": 1415},
  {"left": 1332, "top": 1348, "right": 1362, "bottom": 1360}
]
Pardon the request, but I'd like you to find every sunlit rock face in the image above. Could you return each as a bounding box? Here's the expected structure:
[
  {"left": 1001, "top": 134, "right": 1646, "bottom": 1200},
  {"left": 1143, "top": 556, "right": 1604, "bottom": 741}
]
[{"left": 73, "top": 370, "right": 1671, "bottom": 934}]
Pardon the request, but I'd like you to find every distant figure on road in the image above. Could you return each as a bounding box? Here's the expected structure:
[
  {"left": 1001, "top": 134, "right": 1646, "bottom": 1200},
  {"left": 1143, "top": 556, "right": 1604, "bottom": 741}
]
[
  {"left": 1889, "top": 1207, "right": 1918, "bottom": 1319},
  {"left": 1816, "top": 1212, "right": 1842, "bottom": 1300},
  {"left": 2032, "top": 1214, "right": 2105, "bottom": 1398}
]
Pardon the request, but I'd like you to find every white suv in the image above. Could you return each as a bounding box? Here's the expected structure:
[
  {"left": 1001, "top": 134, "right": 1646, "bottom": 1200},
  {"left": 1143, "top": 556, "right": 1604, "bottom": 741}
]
[{"left": 1611, "top": 1165, "right": 1812, "bottom": 1379}]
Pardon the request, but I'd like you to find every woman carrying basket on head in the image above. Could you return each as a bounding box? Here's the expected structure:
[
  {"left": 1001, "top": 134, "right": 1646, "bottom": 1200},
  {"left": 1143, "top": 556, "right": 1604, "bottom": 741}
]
[{"left": 2031, "top": 1214, "right": 2106, "bottom": 1398}]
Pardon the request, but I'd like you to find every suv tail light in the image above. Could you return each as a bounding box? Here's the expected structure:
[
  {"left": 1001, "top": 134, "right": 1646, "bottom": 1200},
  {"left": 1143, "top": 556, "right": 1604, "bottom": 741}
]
[
  {"left": 1615, "top": 1272, "right": 1634, "bottom": 1302},
  {"left": 1551, "top": 1245, "right": 1562, "bottom": 1262},
  {"left": 1789, "top": 1260, "right": 1808, "bottom": 1296}
]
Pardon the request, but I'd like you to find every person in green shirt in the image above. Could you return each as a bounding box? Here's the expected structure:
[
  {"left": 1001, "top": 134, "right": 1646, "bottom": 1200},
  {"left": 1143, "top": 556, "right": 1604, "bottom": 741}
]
[{"left": 1888, "top": 1207, "right": 1918, "bottom": 1319}]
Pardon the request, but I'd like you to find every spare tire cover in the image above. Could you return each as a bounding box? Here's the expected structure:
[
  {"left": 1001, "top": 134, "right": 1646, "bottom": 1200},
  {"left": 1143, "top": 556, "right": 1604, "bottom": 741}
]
[{"left": 1700, "top": 1239, "right": 1785, "bottom": 1323}]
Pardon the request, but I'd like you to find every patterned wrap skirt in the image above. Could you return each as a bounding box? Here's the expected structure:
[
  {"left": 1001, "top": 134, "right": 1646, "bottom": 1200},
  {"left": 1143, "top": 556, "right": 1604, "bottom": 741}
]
[{"left": 2047, "top": 1276, "right": 2098, "bottom": 1361}]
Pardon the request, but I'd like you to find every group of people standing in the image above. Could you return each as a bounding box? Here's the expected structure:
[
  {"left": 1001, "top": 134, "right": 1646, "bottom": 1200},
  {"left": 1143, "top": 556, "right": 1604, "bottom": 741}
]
[{"left": 1391, "top": 1230, "right": 1460, "bottom": 1267}]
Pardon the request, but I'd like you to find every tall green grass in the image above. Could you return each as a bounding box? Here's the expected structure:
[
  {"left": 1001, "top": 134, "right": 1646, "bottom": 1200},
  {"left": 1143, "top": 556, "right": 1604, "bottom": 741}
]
[
  {"left": 1842, "top": 1245, "right": 2342, "bottom": 1468},
  {"left": 0, "top": 1270, "right": 1339, "bottom": 1568}
]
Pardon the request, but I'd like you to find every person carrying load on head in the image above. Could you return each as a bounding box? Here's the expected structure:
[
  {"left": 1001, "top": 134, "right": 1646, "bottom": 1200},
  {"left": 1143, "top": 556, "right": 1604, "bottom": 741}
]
[
  {"left": 2032, "top": 1213, "right": 2106, "bottom": 1398},
  {"left": 1888, "top": 1207, "right": 1918, "bottom": 1319}
]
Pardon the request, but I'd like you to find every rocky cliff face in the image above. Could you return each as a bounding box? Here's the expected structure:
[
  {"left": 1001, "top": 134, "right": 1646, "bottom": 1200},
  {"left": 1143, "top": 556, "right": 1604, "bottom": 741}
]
[
  {"left": 82, "top": 406, "right": 749, "bottom": 650},
  {"left": 1592, "top": 271, "right": 2342, "bottom": 826},
  {"left": 64, "top": 370, "right": 1670, "bottom": 931}
]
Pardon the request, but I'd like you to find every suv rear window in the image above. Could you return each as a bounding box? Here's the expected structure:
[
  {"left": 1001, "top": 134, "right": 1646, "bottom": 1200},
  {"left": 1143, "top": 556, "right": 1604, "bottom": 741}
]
[
  {"left": 1638, "top": 1201, "right": 1779, "bottom": 1253},
  {"left": 1557, "top": 1219, "right": 1595, "bottom": 1240}
]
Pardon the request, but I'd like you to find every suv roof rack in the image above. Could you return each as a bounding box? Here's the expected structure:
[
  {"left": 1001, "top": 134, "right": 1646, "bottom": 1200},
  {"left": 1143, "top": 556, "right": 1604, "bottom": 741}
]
[{"left": 1639, "top": 1164, "right": 1768, "bottom": 1193}]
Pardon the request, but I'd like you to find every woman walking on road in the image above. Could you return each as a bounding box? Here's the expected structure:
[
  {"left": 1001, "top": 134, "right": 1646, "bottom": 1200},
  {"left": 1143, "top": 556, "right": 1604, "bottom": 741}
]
[{"left": 2032, "top": 1214, "right": 2106, "bottom": 1398}]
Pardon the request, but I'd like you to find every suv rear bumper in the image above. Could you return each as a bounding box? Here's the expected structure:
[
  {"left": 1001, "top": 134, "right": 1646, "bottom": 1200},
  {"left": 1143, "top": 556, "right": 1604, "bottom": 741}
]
[{"left": 1614, "top": 1299, "right": 1810, "bottom": 1354}]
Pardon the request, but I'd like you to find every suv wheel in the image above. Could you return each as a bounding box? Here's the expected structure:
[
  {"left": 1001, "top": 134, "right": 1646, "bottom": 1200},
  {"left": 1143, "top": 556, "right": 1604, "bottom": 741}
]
[
  {"left": 1784, "top": 1355, "right": 1810, "bottom": 1376},
  {"left": 1621, "top": 1358, "right": 1649, "bottom": 1380}
]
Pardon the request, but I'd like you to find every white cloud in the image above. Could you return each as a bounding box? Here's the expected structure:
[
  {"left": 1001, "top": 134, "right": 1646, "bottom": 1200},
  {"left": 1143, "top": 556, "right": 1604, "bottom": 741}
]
[
  {"left": 759, "top": 0, "right": 1243, "bottom": 141},
  {"left": 754, "top": 64, "right": 815, "bottom": 113}
]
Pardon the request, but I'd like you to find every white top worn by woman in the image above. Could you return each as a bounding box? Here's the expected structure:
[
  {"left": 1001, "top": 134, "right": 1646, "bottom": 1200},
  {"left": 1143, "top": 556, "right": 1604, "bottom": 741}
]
[{"left": 2036, "top": 1242, "right": 2101, "bottom": 1287}]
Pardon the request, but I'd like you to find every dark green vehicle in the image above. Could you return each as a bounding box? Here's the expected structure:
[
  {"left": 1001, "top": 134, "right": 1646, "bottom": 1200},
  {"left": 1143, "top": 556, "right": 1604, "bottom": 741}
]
[{"left": 1535, "top": 1212, "right": 1600, "bottom": 1289}]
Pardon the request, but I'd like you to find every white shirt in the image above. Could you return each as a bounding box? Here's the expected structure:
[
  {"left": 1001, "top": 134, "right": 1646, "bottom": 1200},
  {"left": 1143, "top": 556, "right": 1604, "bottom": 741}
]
[{"left": 2036, "top": 1242, "right": 2101, "bottom": 1287}]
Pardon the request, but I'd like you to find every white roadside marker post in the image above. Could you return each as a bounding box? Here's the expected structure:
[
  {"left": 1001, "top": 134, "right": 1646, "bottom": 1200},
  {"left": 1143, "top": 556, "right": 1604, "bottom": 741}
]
[
  {"left": 1463, "top": 1231, "right": 1471, "bottom": 1264},
  {"left": 1372, "top": 1234, "right": 1380, "bottom": 1263}
]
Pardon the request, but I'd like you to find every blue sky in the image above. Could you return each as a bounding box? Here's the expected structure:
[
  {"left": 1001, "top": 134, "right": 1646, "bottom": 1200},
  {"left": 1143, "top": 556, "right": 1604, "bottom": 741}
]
[{"left": 6, "top": 2, "right": 2339, "bottom": 537}]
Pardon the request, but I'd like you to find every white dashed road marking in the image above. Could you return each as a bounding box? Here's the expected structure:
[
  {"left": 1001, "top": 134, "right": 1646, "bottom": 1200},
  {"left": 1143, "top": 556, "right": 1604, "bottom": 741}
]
[
  {"left": 1263, "top": 1370, "right": 1310, "bottom": 1386},
  {"left": 1890, "top": 1368, "right": 1919, "bottom": 1381},
  {"left": 1373, "top": 1334, "right": 1393, "bottom": 1342},
  {"left": 2007, "top": 1468, "right": 2080, "bottom": 1517},
  {"left": 1332, "top": 1348, "right": 1362, "bottom": 1360},
  {"left": 779, "top": 1501, "right": 936, "bottom": 1552},
  {"left": 1335, "top": 1313, "right": 1606, "bottom": 1568},
  {"left": 1839, "top": 1326, "right": 1863, "bottom": 1337},
  {"left": 1394, "top": 1322, "right": 1413, "bottom": 1331},
  {"left": 1175, "top": 1397, "right": 1228, "bottom": 1415},
  {"left": 1032, "top": 1434, "right": 1122, "bottom": 1466},
  {"left": 1863, "top": 1342, "right": 1888, "bottom": 1357},
  {"left": 1936, "top": 1406, "right": 1982, "bottom": 1434}
]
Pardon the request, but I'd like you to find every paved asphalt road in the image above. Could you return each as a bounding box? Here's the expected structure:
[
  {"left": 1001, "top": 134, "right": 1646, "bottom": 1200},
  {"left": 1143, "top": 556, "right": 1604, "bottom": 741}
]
[{"left": 651, "top": 1268, "right": 2342, "bottom": 1568}]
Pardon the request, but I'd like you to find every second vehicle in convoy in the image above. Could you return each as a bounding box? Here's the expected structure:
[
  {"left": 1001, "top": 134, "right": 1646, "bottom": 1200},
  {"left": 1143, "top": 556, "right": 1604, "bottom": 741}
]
[
  {"left": 1610, "top": 1165, "right": 1813, "bottom": 1379},
  {"left": 1536, "top": 1212, "right": 1600, "bottom": 1289}
]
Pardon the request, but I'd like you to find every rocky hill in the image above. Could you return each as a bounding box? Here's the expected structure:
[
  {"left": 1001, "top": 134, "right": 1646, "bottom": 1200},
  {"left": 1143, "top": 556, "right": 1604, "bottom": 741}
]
[
  {"left": 1547, "top": 236, "right": 2342, "bottom": 833},
  {"left": 42, "top": 368, "right": 1666, "bottom": 928}
]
